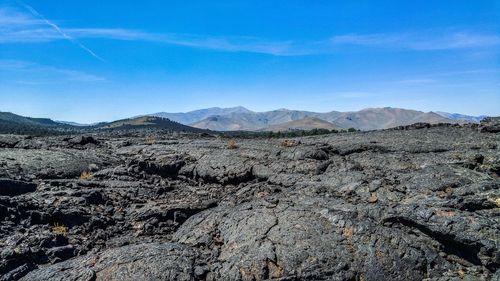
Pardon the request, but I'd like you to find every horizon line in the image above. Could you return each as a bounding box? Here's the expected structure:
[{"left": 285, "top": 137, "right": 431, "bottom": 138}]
[{"left": 1, "top": 105, "right": 491, "bottom": 124}]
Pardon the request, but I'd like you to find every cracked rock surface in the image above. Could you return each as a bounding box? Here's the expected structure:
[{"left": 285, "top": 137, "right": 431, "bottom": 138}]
[{"left": 1, "top": 122, "right": 499, "bottom": 280}]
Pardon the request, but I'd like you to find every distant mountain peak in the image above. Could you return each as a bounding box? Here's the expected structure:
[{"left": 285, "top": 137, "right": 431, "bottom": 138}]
[
  {"left": 435, "top": 111, "right": 487, "bottom": 123},
  {"left": 148, "top": 106, "right": 254, "bottom": 125},
  {"left": 56, "top": 120, "right": 89, "bottom": 126},
  {"left": 190, "top": 107, "right": 461, "bottom": 131},
  {"left": 2, "top": 107, "right": 482, "bottom": 136}
]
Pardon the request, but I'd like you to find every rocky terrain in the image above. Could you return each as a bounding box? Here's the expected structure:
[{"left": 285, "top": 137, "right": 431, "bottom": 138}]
[{"left": 0, "top": 119, "right": 499, "bottom": 280}]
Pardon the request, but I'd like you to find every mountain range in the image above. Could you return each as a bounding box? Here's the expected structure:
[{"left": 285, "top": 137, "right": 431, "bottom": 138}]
[
  {"left": 150, "top": 106, "right": 252, "bottom": 125},
  {"left": 0, "top": 107, "right": 488, "bottom": 135},
  {"left": 150, "top": 107, "right": 486, "bottom": 131}
]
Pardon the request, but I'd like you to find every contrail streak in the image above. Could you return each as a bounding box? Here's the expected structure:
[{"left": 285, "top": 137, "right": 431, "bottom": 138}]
[{"left": 21, "top": 2, "right": 104, "bottom": 61}]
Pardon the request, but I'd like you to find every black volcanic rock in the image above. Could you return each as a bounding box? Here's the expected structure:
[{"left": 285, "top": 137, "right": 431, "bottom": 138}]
[
  {"left": 479, "top": 117, "right": 500, "bottom": 133},
  {"left": 0, "top": 148, "right": 108, "bottom": 179},
  {"left": 0, "top": 124, "right": 498, "bottom": 280},
  {"left": 0, "top": 135, "right": 24, "bottom": 148},
  {"left": 66, "top": 136, "right": 99, "bottom": 146},
  {"left": 20, "top": 243, "right": 199, "bottom": 281},
  {"left": 0, "top": 179, "right": 36, "bottom": 196}
]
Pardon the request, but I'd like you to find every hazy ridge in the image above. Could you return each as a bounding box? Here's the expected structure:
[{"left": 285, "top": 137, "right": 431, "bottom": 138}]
[{"left": 0, "top": 107, "right": 487, "bottom": 135}]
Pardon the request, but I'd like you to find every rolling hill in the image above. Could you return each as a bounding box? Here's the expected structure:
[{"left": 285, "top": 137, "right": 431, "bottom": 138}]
[
  {"left": 190, "top": 109, "right": 331, "bottom": 131},
  {"left": 0, "top": 112, "right": 77, "bottom": 135},
  {"left": 435, "top": 112, "right": 487, "bottom": 123},
  {"left": 0, "top": 107, "right": 476, "bottom": 135},
  {"left": 328, "top": 108, "right": 455, "bottom": 130},
  {"left": 262, "top": 117, "right": 339, "bottom": 132},
  {"left": 0, "top": 112, "right": 65, "bottom": 127},
  {"left": 0, "top": 112, "right": 207, "bottom": 135},
  {"left": 93, "top": 116, "right": 207, "bottom": 132},
  {"left": 188, "top": 107, "right": 458, "bottom": 131},
  {"left": 150, "top": 106, "right": 253, "bottom": 125}
]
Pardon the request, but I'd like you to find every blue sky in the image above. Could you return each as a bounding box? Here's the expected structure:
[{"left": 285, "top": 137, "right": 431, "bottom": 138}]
[{"left": 0, "top": 0, "right": 499, "bottom": 123}]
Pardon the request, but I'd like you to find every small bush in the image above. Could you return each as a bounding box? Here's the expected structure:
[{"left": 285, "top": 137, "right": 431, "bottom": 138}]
[
  {"left": 227, "top": 139, "right": 238, "bottom": 149},
  {"left": 145, "top": 137, "right": 156, "bottom": 145},
  {"left": 281, "top": 139, "right": 300, "bottom": 147},
  {"left": 79, "top": 170, "right": 93, "bottom": 180},
  {"left": 52, "top": 223, "right": 68, "bottom": 236}
]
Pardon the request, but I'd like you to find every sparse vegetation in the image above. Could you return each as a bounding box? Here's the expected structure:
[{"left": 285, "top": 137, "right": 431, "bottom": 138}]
[
  {"left": 281, "top": 139, "right": 301, "bottom": 147},
  {"left": 79, "top": 170, "right": 93, "bottom": 180},
  {"left": 145, "top": 137, "right": 156, "bottom": 145},
  {"left": 1, "top": 122, "right": 498, "bottom": 279},
  {"left": 270, "top": 128, "right": 358, "bottom": 137},
  {"left": 52, "top": 223, "right": 68, "bottom": 236},
  {"left": 0, "top": 120, "right": 66, "bottom": 136},
  {"left": 227, "top": 139, "right": 238, "bottom": 149},
  {"left": 224, "top": 127, "right": 361, "bottom": 139}
]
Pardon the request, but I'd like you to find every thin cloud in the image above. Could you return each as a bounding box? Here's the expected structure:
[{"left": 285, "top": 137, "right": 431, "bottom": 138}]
[
  {"left": 69, "top": 29, "right": 303, "bottom": 55},
  {"left": 426, "top": 69, "right": 500, "bottom": 77},
  {"left": 0, "top": 6, "right": 42, "bottom": 25},
  {"left": 330, "top": 32, "right": 500, "bottom": 50},
  {"left": 392, "top": 69, "right": 500, "bottom": 86},
  {"left": 13, "top": 4, "right": 104, "bottom": 61},
  {"left": 396, "top": 79, "right": 436, "bottom": 85},
  {"left": 0, "top": 7, "right": 307, "bottom": 56},
  {"left": 0, "top": 60, "right": 106, "bottom": 84},
  {"left": 335, "top": 91, "right": 376, "bottom": 99},
  {"left": 2, "top": 6, "right": 499, "bottom": 56}
]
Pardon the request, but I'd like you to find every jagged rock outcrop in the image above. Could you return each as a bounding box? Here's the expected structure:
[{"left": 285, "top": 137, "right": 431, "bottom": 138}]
[{"left": 0, "top": 124, "right": 498, "bottom": 280}]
